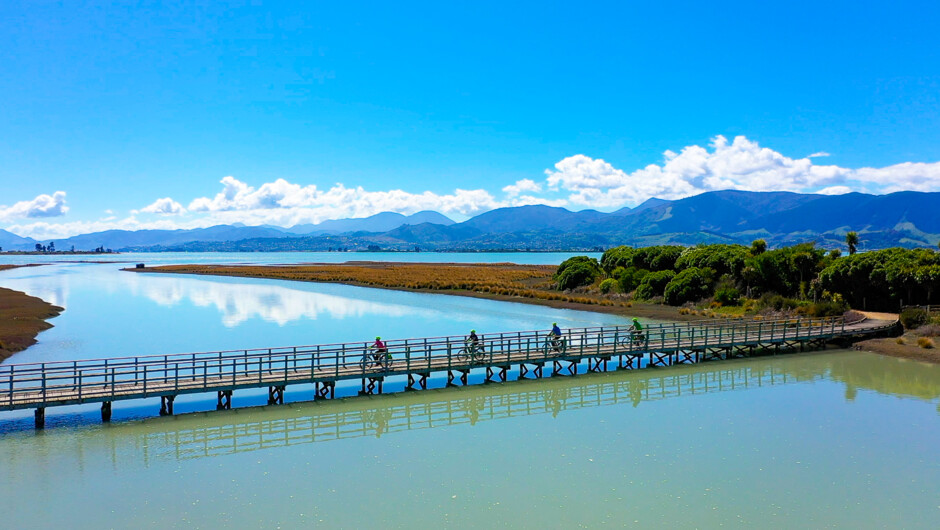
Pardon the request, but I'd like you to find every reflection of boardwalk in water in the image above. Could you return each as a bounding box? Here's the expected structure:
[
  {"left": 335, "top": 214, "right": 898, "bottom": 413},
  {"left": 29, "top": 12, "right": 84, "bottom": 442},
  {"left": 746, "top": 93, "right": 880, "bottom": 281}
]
[{"left": 146, "top": 363, "right": 806, "bottom": 462}]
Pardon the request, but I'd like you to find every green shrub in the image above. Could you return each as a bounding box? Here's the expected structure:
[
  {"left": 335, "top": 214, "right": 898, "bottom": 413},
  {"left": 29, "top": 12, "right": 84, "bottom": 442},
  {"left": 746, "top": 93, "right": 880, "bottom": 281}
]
[
  {"left": 635, "top": 270, "right": 676, "bottom": 300},
  {"left": 757, "top": 293, "right": 801, "bottom": 311},
  {"left": 599, "top": 278, "right": 617, "bottom": 294},
  {"left": 663, "top": 267, "right": 715, "bottom": 306},
  {"left": 900, "top": 308, "right": 929, "bottom": 330},
  {"left": 714, "top": 287, "right": 741, "bottom": 306},
  {"left": 615, "top": 266, "right": 649, "bottom": 293},
  {"left": 554, "top": 256, "right": 601, "bottom": 291}
]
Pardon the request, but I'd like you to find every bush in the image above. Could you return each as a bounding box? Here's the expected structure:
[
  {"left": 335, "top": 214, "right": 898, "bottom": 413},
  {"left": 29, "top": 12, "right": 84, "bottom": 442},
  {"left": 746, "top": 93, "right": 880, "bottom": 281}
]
[
  {"left": 916, "top": 324, "right": 940, "bottom": 337},
  {"left": 803, "top": 300, "right": 848, "bottom": 317},
  {"left": 917, "top": 337, "right": 935, "bottom": 349},
  {"left": 900, "top": 308, "right": 929, "bottom": 330},
  {"left": 714, "top": 287, "right": 740, "bottom": 306},
  {"left": 896, "top": 337, "right": 906, "bottom": 345},
  {"left": 555, "top": 256, "right": 601, "bottom": 291},
  {"left": 757, "top": 293, "right": 801, "bottom": 312},
  {"left": 615, "top": 266, "right": 649, "bottom": 293},
  {"left": 635, "top": 270, "right": 676, "bottom": 300},
  {"left": 663, "top": 267, "right": 715, "bottom": 306},
  {"left": 599, "top": 278, "right": 617, "bottom": 294}
]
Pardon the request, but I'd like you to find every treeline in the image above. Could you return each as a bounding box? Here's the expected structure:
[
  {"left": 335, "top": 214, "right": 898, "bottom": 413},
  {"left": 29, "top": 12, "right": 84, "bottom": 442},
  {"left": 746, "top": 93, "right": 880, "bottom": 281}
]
[{"left": 553, "top": 241, "right": 940, "bottom": 312}]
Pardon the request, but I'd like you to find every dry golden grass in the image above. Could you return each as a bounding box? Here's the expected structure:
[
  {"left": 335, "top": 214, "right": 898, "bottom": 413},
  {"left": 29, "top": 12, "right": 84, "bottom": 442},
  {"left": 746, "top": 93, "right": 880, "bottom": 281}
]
[
  {"left": 0, "top": 287, "right": 63, "bottom": 361},
  {"left": 140, "top": 262, "right": 628, "bottom": 307},
  {"left": 918, "top": 337, "right": 935, "bottom": 349}
]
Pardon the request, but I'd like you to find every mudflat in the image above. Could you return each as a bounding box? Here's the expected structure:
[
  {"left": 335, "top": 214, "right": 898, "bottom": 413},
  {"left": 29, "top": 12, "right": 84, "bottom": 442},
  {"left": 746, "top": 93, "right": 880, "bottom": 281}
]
[{"left": 0, "top": 286, "right": 63, "bottom": 361}]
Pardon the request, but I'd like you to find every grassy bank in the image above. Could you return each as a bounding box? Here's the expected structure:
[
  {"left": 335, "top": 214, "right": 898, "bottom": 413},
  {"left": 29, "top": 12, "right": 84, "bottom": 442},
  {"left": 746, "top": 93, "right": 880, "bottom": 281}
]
[
  {"left": 129, "top": 262, "right": 712, "bottom": 322},
  {"left": 0, "top": 287, "right": 63, "bottom": 361}
]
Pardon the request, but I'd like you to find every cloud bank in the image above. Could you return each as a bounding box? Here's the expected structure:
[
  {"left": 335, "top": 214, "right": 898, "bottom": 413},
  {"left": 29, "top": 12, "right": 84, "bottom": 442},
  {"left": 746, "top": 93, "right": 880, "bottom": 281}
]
[{"left": 5, "top": 135, "right": 940, "bottom": 239}]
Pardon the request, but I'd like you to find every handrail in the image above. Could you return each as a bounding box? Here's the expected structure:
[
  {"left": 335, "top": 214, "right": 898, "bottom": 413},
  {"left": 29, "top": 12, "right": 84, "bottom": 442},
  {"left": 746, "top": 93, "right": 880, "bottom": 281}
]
[{"left": 2, "top": 315, "right": 891, "bottom": 411}]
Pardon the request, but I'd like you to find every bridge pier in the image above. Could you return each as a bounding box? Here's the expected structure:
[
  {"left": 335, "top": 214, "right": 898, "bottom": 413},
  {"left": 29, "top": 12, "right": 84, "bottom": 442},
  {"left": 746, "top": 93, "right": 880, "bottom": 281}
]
[
  {"left": 519, "top": 362, "right": 544, "bottom": 379},
  {"left": 314, "top": 381, "right": 335, "bottom": 400},
  {"left": 484, "top": 366, "right": 508, "bottom": 383},
  {"left": 588, "top": 356, "right": 610, "bottom": 372},
  {"left": 268, "top": 385, "right": 285, "bottom": 405},
  {"left": 552, "top": 360, "right": 577, "bottom": 376},
  {"left": 216, "top": 390, "right": 232, "bottom": 410},
  {"left": 34, "top": 407, "right": 45, "bottom": 429},
  {"left": 406, "top": 372, "right": 429, "bottom": 390},
  {"left": 359, "top": 377, "right": 383, "bottom": 395},
  {"left": 101, "top": 401, "right": 112, "bottom": 422},
  {"left": 160, "top": 395, "right": 176, "bottom": 416},
  {"left": 446, "top": 370, "right": 469, "bottom": 386}
]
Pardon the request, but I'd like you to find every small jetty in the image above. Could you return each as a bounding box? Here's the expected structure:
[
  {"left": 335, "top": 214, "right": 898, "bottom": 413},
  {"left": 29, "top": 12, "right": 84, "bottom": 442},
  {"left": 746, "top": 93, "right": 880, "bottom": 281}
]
[{"left": 1, "top": 315, "right": 897, "bottom": 428}]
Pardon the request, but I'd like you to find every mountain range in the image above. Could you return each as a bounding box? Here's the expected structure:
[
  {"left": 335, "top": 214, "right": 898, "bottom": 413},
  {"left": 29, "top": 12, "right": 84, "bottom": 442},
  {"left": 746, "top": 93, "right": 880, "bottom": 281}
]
[{"left": 2, "top": 191, "right": 938, "bottom": 252}]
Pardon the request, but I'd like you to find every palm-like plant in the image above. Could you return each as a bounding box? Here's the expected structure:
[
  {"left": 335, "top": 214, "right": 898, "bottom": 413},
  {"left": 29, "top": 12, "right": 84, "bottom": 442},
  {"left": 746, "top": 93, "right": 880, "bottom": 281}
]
[{"left": 846, "top": 231, "right": 859, "bottom": 255}]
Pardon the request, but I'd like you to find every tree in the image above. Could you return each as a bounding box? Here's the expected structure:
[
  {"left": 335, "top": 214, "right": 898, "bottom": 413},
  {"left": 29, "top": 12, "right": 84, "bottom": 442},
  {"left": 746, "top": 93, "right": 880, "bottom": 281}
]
[
  {"left": 635, "top": 270, "right": 676, "bottom": 300},
  {"left": 663, "top": 267, "right": 715, "bottom": 306},
  {"left": 554, "top": 256, "right": 601, "bottom": 291},
  {"left": 750, "top": 239, "right": 767, "bottom": 256},
  {"left": 47, "top": 241, "right": 55, "bottom": 252},
  {"left": 846, "top": 231, "right": 859, "bottom": 255},
  {"left": 35, "top": 243, "right": 43, "bottom": 252}
]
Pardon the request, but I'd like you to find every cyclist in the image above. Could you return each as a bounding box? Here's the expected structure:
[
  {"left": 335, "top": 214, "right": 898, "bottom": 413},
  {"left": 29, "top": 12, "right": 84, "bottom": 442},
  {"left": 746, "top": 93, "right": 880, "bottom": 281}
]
[
  {"left": 370, "top": 336, "right": 389, "bottom": 367},
  {"left": 467, "top": 329, "right": 484, "bottom": 354},
  {"left": 629, "top": 317, "right": 644, "bottom": 342},
  {"left": 548, "top": 322, "right": 564, "bottom": 352}
]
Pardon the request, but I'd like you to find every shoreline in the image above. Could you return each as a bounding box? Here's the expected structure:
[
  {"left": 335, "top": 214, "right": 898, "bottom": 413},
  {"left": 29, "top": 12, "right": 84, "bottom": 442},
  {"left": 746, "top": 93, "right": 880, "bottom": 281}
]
[
  {"left": 0, "top": 287, "right": 63, "bottom": 361},
  {"left": 126, "top": 262, "right": 925, "bottom": 363}
]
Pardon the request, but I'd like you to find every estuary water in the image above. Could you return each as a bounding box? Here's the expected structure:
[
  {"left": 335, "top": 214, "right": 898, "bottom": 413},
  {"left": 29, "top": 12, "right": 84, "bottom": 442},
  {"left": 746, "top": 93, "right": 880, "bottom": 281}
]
[{"left": 1, "top": 253, "right": 939, "bottom": 527}]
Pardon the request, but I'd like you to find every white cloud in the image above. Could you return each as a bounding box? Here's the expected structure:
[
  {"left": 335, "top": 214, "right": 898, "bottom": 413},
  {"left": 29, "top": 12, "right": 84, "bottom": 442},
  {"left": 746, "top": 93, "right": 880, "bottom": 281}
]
[
  {"left": 545, "top": 135, "right": 940, "bottom": 208},
  {"left": 186, "top": 176, "right": 503, "bottom": 224},
  {"left": 817, "top": 186, "right": 853, "bottom": 195},
  {"left": 808, "top": 152, "right": 831, "bottom": 158},
  {"left": 0, "top": 191, "right": 68, "bottom": 221},
  {"left": 502, "top": 178, "right": 542, "bottom": 197},
  {"left": 138, "top": 197, "right": 186, "bottom": 215}
]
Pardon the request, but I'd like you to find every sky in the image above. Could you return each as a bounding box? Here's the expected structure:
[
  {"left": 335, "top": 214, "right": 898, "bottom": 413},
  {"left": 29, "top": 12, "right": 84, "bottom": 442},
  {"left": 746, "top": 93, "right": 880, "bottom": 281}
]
[{"left": 1, "top": 0, "right": 939, "bottom": 239}]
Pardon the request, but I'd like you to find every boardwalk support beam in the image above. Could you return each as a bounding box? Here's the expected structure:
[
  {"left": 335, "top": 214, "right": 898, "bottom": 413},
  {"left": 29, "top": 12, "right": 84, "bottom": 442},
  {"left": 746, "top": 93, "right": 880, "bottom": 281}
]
[
  {"left": 160, "top": 395, "right": 175, "bottom": 416},
  {"left": 267, "top": 385, "right": 285, "bottom": 405},
  {"left": 34, "top": 407, "right": 44, "bottom": 429},
  {"left": 101, "top": 401, "right": 112, "bottom": 422},
  {"left": 216, "top": 391, "right": 232, "bottom": 410}
]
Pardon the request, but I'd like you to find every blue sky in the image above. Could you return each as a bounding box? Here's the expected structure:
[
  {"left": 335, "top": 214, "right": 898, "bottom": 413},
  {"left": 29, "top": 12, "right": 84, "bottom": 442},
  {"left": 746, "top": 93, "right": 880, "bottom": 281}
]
[{"left": 2, "top": 0, "right": 939, "bottom": 238}]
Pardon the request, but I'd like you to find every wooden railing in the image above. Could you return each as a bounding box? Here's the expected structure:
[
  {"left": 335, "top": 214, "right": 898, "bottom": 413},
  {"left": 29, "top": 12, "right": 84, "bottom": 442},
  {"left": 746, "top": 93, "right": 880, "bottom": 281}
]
[{"left": 0, "top": 315, "right": 877, "bottom": 411}]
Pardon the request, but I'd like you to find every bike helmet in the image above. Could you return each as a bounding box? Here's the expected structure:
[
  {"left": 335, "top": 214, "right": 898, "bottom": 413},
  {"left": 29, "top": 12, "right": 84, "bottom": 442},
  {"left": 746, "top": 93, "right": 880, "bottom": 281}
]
[
  {"left": 376, "top": 336, "right": 381, "bottom": 340},
  {"left": 471, "top": 329, "right": 476, "bottom": 333}
]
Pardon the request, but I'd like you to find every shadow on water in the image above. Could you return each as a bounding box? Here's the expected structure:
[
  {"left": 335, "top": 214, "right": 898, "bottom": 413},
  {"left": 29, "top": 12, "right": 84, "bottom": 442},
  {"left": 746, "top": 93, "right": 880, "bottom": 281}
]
[{"left": 5, "top": 350, "right": 938, "bottom": 467}]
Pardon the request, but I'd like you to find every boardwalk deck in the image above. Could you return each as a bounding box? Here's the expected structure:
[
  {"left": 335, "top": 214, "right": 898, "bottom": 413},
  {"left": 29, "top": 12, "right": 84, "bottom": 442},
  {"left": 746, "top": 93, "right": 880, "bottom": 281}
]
[{"left": 1, "top": 315, "right": 898, "bottom": 428}]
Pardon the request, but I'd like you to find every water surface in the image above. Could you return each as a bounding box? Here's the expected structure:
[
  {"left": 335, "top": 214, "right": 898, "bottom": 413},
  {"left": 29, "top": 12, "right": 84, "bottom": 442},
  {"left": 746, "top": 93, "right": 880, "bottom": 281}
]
[{"left": 1, "top": 253, "right": 938, "bottom": 527}]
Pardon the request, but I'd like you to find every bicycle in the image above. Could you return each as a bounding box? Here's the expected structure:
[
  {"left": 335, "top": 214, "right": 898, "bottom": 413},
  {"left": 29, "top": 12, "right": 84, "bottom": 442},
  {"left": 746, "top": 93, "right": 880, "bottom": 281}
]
[
  {"left": 457, "top": 341, "right": 487, "bottom": 364},
  {"left": 618, "top": 329, "right": 645, "bottom": 348},
  {"left": 542, "top": 335, "right": 567, "bottom": 355},
  {"left": 364, "top": 346, "right": 392, "bottom": 370}
]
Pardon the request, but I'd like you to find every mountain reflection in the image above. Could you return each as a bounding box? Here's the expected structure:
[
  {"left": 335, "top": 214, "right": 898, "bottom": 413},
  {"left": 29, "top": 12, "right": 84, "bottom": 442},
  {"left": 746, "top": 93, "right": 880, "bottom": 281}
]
[{"left": 135, "top": 274, "right": 435, "bottom": 326}]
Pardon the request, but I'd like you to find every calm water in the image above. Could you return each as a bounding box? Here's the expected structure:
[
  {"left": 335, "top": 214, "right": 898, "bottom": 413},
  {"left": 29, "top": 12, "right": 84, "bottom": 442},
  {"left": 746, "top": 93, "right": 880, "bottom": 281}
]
[{"left": 1, "top": 253, "right": 939, "bottom": 527}]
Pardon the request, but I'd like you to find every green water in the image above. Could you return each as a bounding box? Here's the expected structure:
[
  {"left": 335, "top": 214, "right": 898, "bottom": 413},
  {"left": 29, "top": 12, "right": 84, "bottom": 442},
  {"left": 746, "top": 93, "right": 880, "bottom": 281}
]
[
  {"left": 1, "top": 255, "right": 939, "bottom": 527},
  {"left": 1, "top": 351, "right": 938, "bottom": 528}
]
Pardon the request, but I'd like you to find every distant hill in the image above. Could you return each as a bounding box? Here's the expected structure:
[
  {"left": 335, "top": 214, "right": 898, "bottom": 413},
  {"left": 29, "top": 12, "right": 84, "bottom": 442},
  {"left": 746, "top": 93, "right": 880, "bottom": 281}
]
[
  {"left": 0, "top": 229, "right": 37, "bottom": 249},
  {"left": 3, "top": 191, "right": 939, "bottom": 253},
  {"left": 287, "top": 210, "right": 455, "bottom": 235}
]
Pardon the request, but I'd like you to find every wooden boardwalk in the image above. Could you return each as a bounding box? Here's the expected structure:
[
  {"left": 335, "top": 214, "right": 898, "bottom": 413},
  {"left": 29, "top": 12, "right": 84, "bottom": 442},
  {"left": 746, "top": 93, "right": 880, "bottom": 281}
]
[{"left": 1, "top": 315, "right": 897, "bottom": 428}]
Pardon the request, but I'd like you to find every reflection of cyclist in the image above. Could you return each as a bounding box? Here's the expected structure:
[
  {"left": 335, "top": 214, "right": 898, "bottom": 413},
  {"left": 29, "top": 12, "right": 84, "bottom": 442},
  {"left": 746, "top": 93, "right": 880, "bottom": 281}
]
[
  {"left": 549, "top": 322, "right": 563, "bottom": 352},
  {"left": 370, "top": 336, "right": 389, "bottom": 367},
  {"left": 629, "top": 318, "right": 644, "bottom": 342}
]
